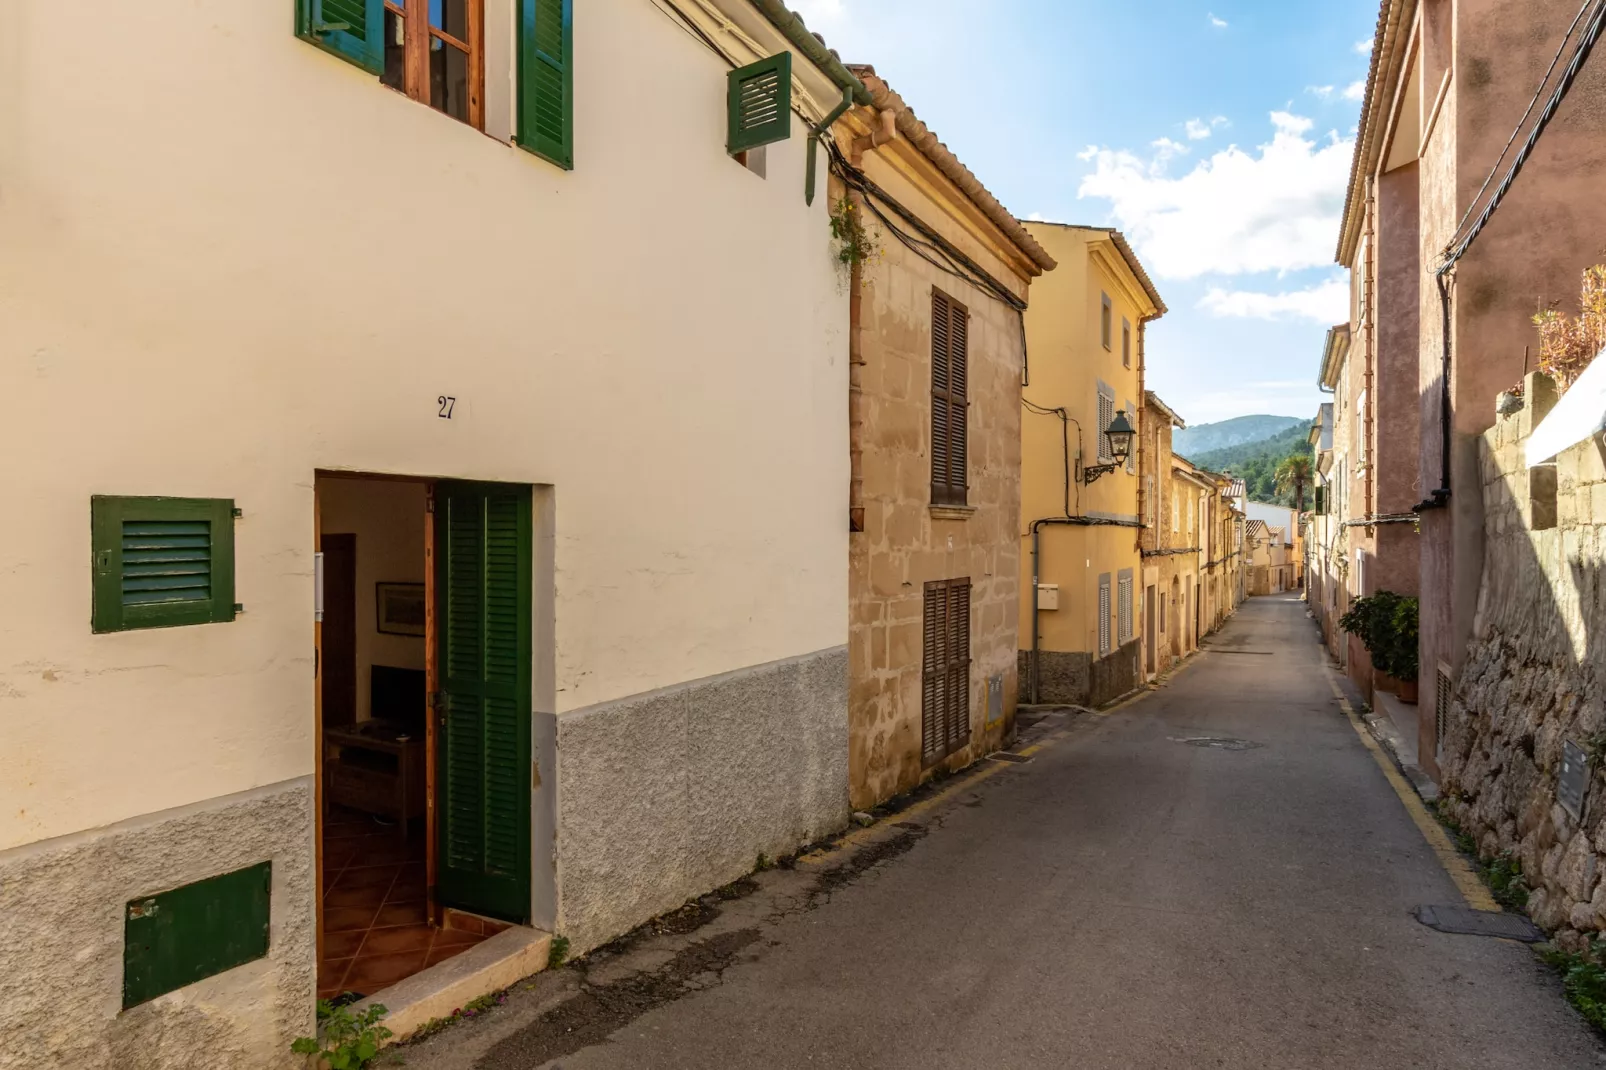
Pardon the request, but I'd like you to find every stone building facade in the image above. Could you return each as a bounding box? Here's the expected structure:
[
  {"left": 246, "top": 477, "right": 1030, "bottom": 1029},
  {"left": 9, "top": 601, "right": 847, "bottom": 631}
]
[
  {"left": 1441, "top": 373, "right": 1606, "bottom": 948},
  {"left": 837, "top": 70, "right": 1053, "bottom": 809},
  {"left": 1020, "top": 225, "right": 1165, "bottom": 707},
  {"left": 1347, "top": 0, "right": 1606, "bottom": 779}
]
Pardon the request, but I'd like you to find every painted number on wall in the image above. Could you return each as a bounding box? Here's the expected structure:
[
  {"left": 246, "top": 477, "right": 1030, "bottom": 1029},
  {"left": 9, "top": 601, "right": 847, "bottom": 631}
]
[{"left": 437, "top": 396, "right": 457, "bottom": 419}]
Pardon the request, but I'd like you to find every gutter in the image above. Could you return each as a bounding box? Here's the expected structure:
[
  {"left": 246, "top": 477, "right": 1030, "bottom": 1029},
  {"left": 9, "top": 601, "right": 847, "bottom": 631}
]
[{"left": 749, "top": 0, "right": 871, "bottom": 106}]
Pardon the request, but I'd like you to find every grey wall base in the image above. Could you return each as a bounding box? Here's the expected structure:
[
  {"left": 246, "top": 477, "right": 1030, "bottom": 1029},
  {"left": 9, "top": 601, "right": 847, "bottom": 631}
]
[
  {"left": 0, "top": 778, "right": 314, "bottom": 1070},
  {"left": 1021, "top": 640, "right": 1142, "bottom": 708},
  {"left": 554, "top": 646, "right": 848, "bottom": 953}
]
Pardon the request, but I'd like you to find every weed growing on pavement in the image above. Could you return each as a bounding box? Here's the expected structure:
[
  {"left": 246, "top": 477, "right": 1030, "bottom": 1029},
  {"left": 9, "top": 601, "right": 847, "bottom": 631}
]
[
  {"left": 291, "top": 999, "right": 392, "bottom": 1069},
  {"left": 548, "top": 935, "right": 570, "bottom": 969},
  {"left": 1540, "top": 940, "right": 1606, "bottom": 1032},
  {"left": 1434, "top": 799, "right": 1531, "bottom": 911},
  {"left": 408, "top": 991, "right": 511, "bottom": 1043}
]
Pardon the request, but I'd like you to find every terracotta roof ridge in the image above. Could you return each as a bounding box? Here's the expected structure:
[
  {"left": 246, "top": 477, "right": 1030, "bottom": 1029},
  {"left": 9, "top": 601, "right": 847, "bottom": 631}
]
[
  {"left": 1022, "top": 222, "right": 1167, "bottom": 317},
  {"left": 846, "top": 65, "right": 1056, "bottom": 274}
]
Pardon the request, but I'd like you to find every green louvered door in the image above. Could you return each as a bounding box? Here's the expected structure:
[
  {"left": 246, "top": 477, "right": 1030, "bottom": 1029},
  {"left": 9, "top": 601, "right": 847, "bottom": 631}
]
[{"left": 435, "top": 482, "right": 532, "bottom": 923}]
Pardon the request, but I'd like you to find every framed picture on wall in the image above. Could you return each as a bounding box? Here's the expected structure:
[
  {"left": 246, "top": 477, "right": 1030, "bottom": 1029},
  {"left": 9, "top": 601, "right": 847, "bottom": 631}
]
[{"left": 376, "top": 582, "right": 426, "bottom": 637}]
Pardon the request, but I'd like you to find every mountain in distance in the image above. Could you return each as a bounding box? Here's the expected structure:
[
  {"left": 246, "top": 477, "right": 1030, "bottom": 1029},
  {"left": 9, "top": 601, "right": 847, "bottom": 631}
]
[
  {"left": 1172, "top": 414, "right": 1306, "bottom": 457},
  {"left": 1184, "top": 423, "right": 1314, "bottom": 506}
]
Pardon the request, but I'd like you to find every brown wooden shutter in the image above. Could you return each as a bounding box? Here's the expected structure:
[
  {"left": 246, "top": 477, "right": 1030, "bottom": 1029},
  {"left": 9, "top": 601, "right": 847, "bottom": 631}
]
[
  {"left": 931, "top": 290, "right": 968, "bottom": 506},
  {"left": 922, "top": 578, "right": 972, "bottom": 766},
  {"left": 946, "top": 580, "right": 971, "bottom": 754}
]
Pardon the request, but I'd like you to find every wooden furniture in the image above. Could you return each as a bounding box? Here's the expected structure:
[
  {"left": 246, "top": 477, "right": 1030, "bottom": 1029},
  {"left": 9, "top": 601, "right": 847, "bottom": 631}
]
[{"left": 323, "top": 720, "right": 426, "bottom": 838}]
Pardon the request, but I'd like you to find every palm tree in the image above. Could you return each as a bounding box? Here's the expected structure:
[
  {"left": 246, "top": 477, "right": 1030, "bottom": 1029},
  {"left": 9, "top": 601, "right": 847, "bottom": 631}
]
[{"left": 1275, "top": 454, "right": 1313, "bottom": 512}]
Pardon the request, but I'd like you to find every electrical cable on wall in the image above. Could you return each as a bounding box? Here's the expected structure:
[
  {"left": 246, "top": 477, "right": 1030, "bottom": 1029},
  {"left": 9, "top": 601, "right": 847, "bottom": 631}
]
[{"left": 1436, "top": 0, "right": 1606, "bottom": 272}]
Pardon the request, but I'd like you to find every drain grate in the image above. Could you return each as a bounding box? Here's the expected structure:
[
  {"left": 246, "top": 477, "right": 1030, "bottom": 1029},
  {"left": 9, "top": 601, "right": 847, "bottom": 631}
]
[
  {"left": 988, "top": 753, "right": 1033, "bottom": 764},
  {"left": 1412, "top": 904, "right": 1544, "bottom": 942},
  {"left": 1171, "top": 736, "right": 1262, "bottom": 751}
]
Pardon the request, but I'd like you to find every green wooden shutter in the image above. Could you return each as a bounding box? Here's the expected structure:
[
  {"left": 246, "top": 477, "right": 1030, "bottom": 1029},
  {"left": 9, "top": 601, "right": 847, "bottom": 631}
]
[
  {"left": 517, "top": 0, "right": 574, "bottom": 169},
  {"left": 123, "top": 862, "right": 271, "bottom": 1008},
  {"left": 436, "top": 482, "right": 532, "bottom": 924},
  {"left": 727, "top": 53, "right": 792, "bottom": 154},
  {"left": 296, "top": 0, "right": 384, "bottom": 74},
  {"left": 92, "top": 496, "right": 236, "bottom": 633}
]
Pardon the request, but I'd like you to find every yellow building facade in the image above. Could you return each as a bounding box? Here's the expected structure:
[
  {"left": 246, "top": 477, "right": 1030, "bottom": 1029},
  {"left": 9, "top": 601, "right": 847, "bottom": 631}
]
[{"left": 1019, "top": 225, "right": 1164, "bottom": 706}]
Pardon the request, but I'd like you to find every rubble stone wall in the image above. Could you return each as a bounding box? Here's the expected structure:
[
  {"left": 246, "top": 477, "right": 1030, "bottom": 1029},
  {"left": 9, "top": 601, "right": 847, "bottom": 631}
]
[{"left": 1440, "top": 373, "right": 1606, "bottom": 950}]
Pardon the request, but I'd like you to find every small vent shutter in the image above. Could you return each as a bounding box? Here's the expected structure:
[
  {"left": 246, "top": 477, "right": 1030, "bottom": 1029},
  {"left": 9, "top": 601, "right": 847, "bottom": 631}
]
[
  {"left": 727, "top": 52, "right": 792, "bottom": 153},
  {"left": 931, "top": 290, "right": 969, "bottom": 506},
  {"left": 123, "top": 862, "right": 271, "bottom": 1009},
  {"left": 92, "top": 497, "right": 236, "bottom": 633},
  {"left": 517, "top": 0, "right": 574, "bottom": 169},
  {"left": 296, "top": 0, "right": 384, "bottom": 74},
  {"left": 922, "top": 579, "right": 972, "bottom": 766}
]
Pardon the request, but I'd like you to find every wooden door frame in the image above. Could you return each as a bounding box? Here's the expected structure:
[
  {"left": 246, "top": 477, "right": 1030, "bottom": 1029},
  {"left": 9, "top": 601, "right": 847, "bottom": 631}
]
[
  {"left": 313, "top": 473, "right": 444, "bottom": 955},
  {"left": 424, "top": 482, "right": 439, "bottom": 926}
]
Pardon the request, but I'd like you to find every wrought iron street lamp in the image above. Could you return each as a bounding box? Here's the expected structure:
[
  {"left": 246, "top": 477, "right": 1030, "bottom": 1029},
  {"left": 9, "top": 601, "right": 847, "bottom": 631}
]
[{"left": 1083, "top": 409, "right": 1135, "bottom": 484}]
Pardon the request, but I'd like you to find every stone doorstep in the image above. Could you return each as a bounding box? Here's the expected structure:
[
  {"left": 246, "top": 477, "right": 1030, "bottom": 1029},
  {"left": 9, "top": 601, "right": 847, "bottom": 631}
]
[{"left": 354, "top": 925, "right": 552, "bottom": 1045}]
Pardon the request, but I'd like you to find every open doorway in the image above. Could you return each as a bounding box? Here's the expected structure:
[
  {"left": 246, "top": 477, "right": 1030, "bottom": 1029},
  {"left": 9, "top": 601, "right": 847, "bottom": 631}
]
[{"left": 315, "top": 474, "right": 532, "bottom": 1001}]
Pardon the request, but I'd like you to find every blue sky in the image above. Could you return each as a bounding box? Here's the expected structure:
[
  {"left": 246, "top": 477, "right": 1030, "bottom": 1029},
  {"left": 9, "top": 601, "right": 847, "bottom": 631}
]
[{"left": 793, "top": 0, "right": 1378, "bottom": 425}]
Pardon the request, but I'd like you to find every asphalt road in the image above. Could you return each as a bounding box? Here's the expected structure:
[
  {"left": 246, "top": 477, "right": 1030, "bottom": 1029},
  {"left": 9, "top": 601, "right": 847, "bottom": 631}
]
[{"left": 410, "top": 595, "right": 1604, "bottom": 1069}]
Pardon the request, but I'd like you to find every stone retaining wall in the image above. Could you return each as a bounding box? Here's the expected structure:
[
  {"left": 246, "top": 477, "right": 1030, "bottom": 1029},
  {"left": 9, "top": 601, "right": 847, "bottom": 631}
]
[{"left": 1440, "top": 373, "right": 1606, "bottom": 950}]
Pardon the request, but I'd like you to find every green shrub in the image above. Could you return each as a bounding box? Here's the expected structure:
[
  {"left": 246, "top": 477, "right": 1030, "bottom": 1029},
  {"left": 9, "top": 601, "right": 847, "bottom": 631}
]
[
  {"left": 1541, "top": 941, "right": 1606, "bottom": 1032},
  {"left": 292, "top": 1000, "right": 392, "bottom": 1069},
  {"left": 1339, "top": 591, "right": 1419, "bottom": 680}
]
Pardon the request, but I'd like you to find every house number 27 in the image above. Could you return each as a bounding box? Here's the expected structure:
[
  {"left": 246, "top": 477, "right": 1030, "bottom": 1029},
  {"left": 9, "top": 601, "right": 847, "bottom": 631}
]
[{"left": 437, "top": 396, "right": 456, "bottom": 419}]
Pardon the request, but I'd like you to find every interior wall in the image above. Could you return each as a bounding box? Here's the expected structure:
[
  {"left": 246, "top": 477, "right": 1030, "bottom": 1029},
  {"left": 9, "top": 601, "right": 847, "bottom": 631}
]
[{"left": 317, "top": 479, "right": 426, "bottom": 722}]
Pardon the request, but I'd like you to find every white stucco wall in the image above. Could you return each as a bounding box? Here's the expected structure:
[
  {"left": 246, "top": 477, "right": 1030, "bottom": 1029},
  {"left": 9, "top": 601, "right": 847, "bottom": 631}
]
[{"left": 0, "top": 0, "right": 849, "bottom": 850}]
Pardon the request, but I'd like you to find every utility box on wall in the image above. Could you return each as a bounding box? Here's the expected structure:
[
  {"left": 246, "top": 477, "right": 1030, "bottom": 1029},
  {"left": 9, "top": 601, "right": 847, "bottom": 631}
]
[{"left": 1037, "top": 584, "right": 1059, "bottom": 611}]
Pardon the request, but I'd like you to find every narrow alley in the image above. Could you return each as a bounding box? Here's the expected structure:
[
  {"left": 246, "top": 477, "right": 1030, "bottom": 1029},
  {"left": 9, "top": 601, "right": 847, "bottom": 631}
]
[{"left": 399, "top": 597, "right": 1603, "bottom": 1070}]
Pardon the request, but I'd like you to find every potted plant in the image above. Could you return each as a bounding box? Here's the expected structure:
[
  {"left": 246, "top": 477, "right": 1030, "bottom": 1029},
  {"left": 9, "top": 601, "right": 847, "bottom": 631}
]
[
  {"left": 1338, "top": 591, "right": 1419, "bottom": 703},
  {"left": 1390, "top": 597, "right": 1419, "bottom": 703}
]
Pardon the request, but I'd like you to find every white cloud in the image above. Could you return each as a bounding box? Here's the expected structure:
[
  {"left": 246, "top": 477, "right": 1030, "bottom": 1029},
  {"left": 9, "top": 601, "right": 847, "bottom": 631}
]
[
  {"left": 1076, "top": 111, "right": 1354, "bottom": 280},
  {"left": 1185, "top": 116, "right": 1228, "bottom": 140},
  {"left": 1342, "top": 80, "right": 1366, "bottom": 101},
  {"left": 1150, "top": 137, "right": 1190, "bottom": 170},
  {"left": 1307, "top": 85, "right": 1335, "bottom": 100},
  {"left": 1026, "top": 212, "right": 1067, "bottom": 224},
  {"left": 1198, "top": 277, "right": 1349, "bottom": 322},
  {"left": 1208, "top": 12, "right": 1228, "bottom": 28},
  {"left": 1354, "top": 37, "right": 1374, "bottom": 55}
]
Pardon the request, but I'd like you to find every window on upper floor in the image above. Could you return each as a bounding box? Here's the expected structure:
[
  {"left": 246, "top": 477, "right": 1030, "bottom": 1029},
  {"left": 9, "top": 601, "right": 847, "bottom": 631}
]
[
  {"left": 931, "top": 289, "right": 970, "bottom": 507},
  {"left": 1101, "top": 293, "right": 1113, "bottom": 350},
  {"left": 296, "top": 0, "right": 572, "bottom": 169},
  {"left": 1096, "top": 384, "right": 1115, "bottom": 464},
  {"left": 1122, "top": 318, "right": 1132, "bottom": 368}
]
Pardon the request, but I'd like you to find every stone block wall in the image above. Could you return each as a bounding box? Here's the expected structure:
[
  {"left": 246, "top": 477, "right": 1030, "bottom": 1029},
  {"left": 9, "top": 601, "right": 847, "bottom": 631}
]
[{"left": 1440, "top": 373, "right": 1606, "bottom": 949}]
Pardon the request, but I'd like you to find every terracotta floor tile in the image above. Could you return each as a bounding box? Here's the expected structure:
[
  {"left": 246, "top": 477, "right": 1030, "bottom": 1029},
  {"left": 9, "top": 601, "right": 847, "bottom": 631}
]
[
  {"left": 332, "top": 864, "right": 402, "bottom": 892},
  {"left": 321, "top": 929, "right": 369, "bottom": 960},
  {"left": 373, "top": 901, "right": 428, "bottom": 928},
  {"left": 426, "top": 942, "right": 476, "bottom": 968},
  {"left": 360, "top": 924, "right": 436, "bottom": 956},
  {"left": 323, "top": 842, "right": 360, "bottom": 868},
  {"left": 432, "top": 926, "right": 485, "bottom": 948},
  {"left": 324, "top": 905, "right": 381, "bottom": 933},
  {"left": 343, "top": 950, "right": 428, "bottom": 992},
  {"left": 385, "top": 879, "right": 426, "bottom": 905},
  {"left": 325, "top": 883, "right": 388, "bottom": 910}
]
